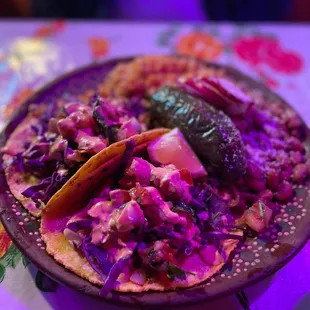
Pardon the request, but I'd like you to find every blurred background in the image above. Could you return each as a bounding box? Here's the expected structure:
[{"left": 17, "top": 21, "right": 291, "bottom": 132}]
[{"left": 0, "top": 0, "right": 310, "bottom": 21}]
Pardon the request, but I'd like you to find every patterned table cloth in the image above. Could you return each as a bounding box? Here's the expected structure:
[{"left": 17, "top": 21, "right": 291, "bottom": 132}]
[{"left": 0, "top": 21, "right": 309, "bottom": 310}]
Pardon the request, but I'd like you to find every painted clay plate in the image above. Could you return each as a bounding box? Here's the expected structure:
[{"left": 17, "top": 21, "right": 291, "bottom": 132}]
[{"left": 0, "top": 57, "right": 309, "bottom": 307}]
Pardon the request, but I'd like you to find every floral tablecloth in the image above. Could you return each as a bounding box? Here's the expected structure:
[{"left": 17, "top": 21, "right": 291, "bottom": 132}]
[{"left": 0, "top": 21, "right": 310, "bottom": 310}]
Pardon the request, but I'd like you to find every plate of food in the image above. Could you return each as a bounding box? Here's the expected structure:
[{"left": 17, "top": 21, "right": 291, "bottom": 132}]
[{"left": 0, "top": 55, "right": 309, "bottom": 307}]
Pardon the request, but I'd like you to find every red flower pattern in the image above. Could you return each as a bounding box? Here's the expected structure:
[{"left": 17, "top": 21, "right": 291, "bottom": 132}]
[
  {"left": 233, "top": 36, "right": 303, "bottom": 74},
  {"left": 32, "top": 20, "right": 66, "bottom": 38},
  {"left": 175, "top": 32, "right": 224, "bottom": 61},
  {"left": 88, "top": 37, "right": 109, "bottom": 60},
  {"left": 0, "top": 222, "right": 11, "bottom": 259}
]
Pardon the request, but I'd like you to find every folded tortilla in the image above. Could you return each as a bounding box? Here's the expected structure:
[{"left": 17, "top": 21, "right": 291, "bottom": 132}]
[{"left": 41, "top": 129, "right": 242, "bottom": 293}]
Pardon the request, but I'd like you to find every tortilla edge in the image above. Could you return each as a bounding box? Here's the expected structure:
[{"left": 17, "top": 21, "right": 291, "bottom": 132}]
[{"left": 41, "top": 230, "right": 242, "bottom": 292}]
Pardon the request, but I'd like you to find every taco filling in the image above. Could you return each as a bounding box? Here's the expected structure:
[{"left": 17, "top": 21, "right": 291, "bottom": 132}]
[
  {"left": 41, "top": 130, "right": 242, "bottom": 294},
  {"left": 2, "top": 95, "right": 148, "bottom": 216}
]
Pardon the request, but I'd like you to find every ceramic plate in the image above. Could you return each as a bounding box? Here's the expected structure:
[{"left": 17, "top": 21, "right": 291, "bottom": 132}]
[{"left": 1, "top": 57, "right": 309, "bottom": 307}]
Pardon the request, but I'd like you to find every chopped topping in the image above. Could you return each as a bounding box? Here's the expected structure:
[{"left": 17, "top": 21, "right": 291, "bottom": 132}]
[
  {"left": 63, "top": 217, "right": 92, "bottom": 248},
  {"left": 147, "top": 128, "right": 207, "bottom": 178},
  {"left": 109, "top": 189, "right": 131, "bottom": 208},
  {"left": 70, "top": 110, "right": 93, "bottom": 128},
  {"left": 244, "top": 201, "right": 273, "bottom": 232},
  {"left": 88, "top": 201, "right": 112, "bottom": 218},
  {"left": 124, "top": 157, "right": 192, "bottom": 202},
  {"left": 117, "top": 117, "right": 142, "bottom": 141},
  {"left": 88, "top": 201, "right": 112, "bottom": 244},
  {"left": 129, "top": 184, "right": 186, "bottom": 226},
  {"left": 68, "top": 108, "right": 94, "bottom": 130},
  {"left": 49, "top": 136, "right": 68, "bottom": 160},
  {"left": 63, "top": 228, "right": 83, "bottom": 248},
  {"left": 110, "top": 200, "right": 145, "bottom": 233},
  {"left": 74, "top": 130, "right": 107, "bottom": 154},
  {"left": 65, "top": 149, "right": 86, "bottom": 163},
  {"left": 64, "top": 102, "right": 90, "bottom": 114},
  {"left": 151, "top": 165, "right": 192, "bottom": 202},
  {"left": 125, "top": 158, "right": 151, "bottom": 186},
  {"left": 57, "top": 118, "right": 76, "bottom": 138},
  {"left": 92, "top": 96, "right": 147, "bottom": 143}
]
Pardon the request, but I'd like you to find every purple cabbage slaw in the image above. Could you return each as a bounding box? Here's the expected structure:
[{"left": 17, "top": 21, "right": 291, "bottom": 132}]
[
  {"left": 22, "top": 171, "right": 68, "bottom": 208},
  {"left": 67, "top": 230, "right": 131, "bottom": 296}
]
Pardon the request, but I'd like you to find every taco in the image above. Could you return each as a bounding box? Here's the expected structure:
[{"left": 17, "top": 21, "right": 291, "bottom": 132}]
[
  {"left": 41, "top": 129, "right": 242, "bottom": 294},
  {"left": 1, "top": 95, "right": 148, "bottom": 216},
  {"left": 1, "top": 55, "right": 223, "bottom": 218}
]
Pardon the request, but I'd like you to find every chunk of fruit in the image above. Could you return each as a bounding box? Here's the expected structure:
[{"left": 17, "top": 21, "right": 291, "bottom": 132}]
[
  {"left": 147, "top": 128, "right": 207, "bottom": 178},
  {"left": 125, "top": 157, "right": 151, "bottom": 185},
  {"left": 112, "top": 200, "right": 145, "bottom": 232},
  {"left": 244, "top": 201, "right": 273, "bottom": 233},
  {"left": 109, "top": 189, "right": 131, "bottom": 208}
]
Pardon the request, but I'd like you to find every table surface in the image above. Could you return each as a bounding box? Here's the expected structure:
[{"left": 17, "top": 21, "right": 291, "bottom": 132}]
[{"left": 0, "top": 21, "right": 309, "bottom": 310}]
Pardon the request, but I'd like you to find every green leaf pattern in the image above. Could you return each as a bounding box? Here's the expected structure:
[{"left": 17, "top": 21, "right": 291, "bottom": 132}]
[
  {"left": 0, "top": 264, "right": 5, "bottom": 283},
  {"left": 0, "top": 244, "right": 22, "bottom": 283}
]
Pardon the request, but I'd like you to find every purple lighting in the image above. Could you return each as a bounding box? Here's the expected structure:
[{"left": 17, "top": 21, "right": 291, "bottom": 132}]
[{"left": 117, "top": 0, "right": 206, "bottom": 21}]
